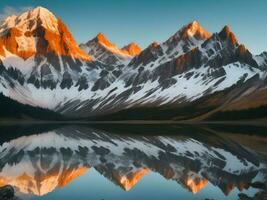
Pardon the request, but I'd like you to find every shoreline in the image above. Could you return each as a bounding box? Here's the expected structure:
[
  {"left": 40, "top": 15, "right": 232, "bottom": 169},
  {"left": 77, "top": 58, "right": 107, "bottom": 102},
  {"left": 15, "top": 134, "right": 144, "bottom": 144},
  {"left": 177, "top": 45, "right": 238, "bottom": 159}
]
[{"left": 0, "top": 119, "right": 267, "bottom": 126}]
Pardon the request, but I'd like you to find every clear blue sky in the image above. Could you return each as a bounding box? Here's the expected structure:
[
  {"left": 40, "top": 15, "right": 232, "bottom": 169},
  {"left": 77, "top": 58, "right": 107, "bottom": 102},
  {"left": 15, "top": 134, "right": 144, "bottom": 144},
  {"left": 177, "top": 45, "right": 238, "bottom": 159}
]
[{"left": 0, "top": 0, "right": 266, "bottom": 54}]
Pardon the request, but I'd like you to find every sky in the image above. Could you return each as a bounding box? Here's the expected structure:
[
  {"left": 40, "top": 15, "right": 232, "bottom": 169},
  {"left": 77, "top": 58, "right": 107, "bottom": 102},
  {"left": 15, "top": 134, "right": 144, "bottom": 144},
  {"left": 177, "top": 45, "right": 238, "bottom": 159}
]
[{"left": 0, "top": 0, "right": 266, "bottom": 54}]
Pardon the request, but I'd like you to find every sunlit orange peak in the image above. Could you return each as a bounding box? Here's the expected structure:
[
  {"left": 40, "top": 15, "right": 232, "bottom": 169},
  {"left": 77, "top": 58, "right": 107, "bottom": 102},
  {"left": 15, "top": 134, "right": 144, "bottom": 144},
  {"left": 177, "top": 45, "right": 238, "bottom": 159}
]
[
  {"left": 219, "top": 25, "right": 238, "bottom": 45},
  {"left": 183, "top": 20, "right": 210, "bottom": 39},
  {"left": 121, "top": 42, "right": 141, "bottom": 56},
  {"left": 95, "top": 32, "right": 113, "bottom": 47},
  {"left": 184, "top": 176, "right": 208, "bottom": 194},
  {"left": 118, "top": 168, "right": 150, "bottom": 191}
]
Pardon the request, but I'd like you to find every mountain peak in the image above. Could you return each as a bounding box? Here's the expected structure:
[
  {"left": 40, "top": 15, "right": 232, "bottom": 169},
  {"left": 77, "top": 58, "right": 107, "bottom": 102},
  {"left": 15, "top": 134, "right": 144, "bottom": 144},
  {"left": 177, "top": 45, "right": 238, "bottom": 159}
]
[
  {"left": 113, "top": 168, "right": 150, "bottom": 191},
  {"left": 86, "top": 34, "right": 141, "bottom": 58},
  {"left": 30, "top": 6, "right": 55, "bottom": 17},
  {"left": 92, "top": 32, "right": 120, "bottom": 51},
  {"left": 181, "top": 20, "right": 210, "bottom": 39},
  {"left": 121, "top": 42, "right": 141, "bottom": 56},
  {"left": 150, "top": 41, "right": 159, "bottom": 48},
  {"left": 95, "top": 32, "right": 109, "bottom": 43},
  {"left": 184, "top": 175, "right": 208, "bottom": 194},
  {"left": 0, "top": 6, "right": 91, "bottom": 61},
  {"left": 218, "top": 25, "right": 238, "bottom": 46},
  {"left": 81, "top": 33, "right": 137, "bottom": 65},
  {"left": 187, "top": 20, "right": 200, "bottom": 30},
  {"left": 237, "top": 44, "right": 247, "bottom": 55},
  {"left": 165, "top": 21, "right": 210, "bottom": 47},
  {"left": 0, "top": 6, "right": 58, "bottom": 34},
  {"left": 221, "top": 25, "right": 231, "bottom": 33}
]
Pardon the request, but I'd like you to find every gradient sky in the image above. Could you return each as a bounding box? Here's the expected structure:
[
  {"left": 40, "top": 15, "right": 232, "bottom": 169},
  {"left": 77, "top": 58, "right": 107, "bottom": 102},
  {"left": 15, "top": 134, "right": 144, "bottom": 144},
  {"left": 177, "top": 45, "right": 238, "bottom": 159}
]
[{"left": 0, "top": 0, "right": 266, "bottom": 54}]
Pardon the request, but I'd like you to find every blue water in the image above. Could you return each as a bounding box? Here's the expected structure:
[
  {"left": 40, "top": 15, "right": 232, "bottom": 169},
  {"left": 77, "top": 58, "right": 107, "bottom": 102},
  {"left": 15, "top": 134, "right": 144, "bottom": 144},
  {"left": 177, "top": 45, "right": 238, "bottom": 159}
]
[
  {"left": 0, "top": 124, "right": 265, "bottom": 200},
  {"left": 21, "top": 168, "right": 258, "bottom": 200}
]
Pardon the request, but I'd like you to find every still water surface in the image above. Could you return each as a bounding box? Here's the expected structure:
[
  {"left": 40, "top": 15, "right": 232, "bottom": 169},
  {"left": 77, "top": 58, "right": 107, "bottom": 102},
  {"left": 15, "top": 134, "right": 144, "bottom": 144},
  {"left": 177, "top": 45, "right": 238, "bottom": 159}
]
[{"left": 0, "top": 124, "right": 266, "bottom": 200}]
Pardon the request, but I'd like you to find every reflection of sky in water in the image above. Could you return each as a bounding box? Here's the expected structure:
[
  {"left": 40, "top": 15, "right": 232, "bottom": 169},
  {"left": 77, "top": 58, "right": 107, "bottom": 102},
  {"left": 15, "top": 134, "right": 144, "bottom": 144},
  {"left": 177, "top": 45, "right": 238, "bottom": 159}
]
[{"left": 22, "top": 169, "right": 259, "bottom": 200}]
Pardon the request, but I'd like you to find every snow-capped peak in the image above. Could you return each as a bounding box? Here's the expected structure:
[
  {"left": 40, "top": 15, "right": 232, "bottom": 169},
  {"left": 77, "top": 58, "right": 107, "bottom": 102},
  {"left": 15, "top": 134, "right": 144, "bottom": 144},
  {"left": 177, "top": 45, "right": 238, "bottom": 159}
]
[
  {"left": 90, "top": 32, "right": 132, "bottom": 57},
  {"left": 254, "top": 51, "right": 267, "bottom": 69},
  {"left": 0, "top": 6, "right": 91, "bottom": 61},
  {"left": 166, "top": 21, "right": 210, "bottom": 44},
  {"left": 0, "top": 6, "right": 59, "bottom": 35},
  {"left": 121, "top": 42, "right": 141, "bottom": 56},
  {"left": 80, "top": 33, "right": 141, "bottom": 65},
  {"left": 94, "top": 32, "right": 114, "bottom": 48},
  {"left": 184, "top": 20, "right": 210, "bottom": 38}
]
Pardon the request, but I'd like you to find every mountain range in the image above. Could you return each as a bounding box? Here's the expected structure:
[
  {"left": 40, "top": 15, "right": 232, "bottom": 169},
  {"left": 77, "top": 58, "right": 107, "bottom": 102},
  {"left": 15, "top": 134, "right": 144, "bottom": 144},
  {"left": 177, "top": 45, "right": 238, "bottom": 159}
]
[{"left": 0, "top": 6, "right": 267, "bottom": 121}]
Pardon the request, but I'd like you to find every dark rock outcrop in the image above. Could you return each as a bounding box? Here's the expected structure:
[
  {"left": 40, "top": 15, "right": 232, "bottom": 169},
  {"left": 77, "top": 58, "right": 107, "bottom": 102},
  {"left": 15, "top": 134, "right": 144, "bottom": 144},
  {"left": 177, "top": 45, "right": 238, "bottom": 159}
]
[{"left": 0, "top": 185, "right": 21, "bottom": 200}]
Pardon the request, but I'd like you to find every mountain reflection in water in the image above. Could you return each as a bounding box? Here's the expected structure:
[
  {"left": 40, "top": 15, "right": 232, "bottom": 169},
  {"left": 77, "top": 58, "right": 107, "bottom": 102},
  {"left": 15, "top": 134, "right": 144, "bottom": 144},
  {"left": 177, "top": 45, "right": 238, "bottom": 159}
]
[{"left": 0, "top": 124, "right": 266, "bottom": 200}]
